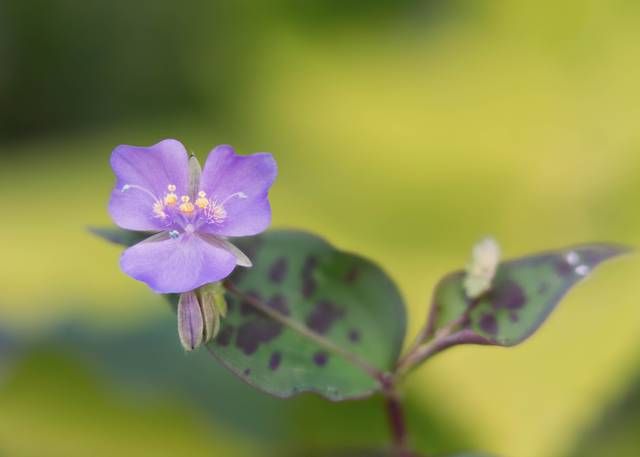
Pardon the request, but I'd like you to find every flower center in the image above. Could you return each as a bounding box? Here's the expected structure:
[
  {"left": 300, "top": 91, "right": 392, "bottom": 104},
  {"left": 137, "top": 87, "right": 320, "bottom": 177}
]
[{"left": 121, "top": 183, "right": 247, "bottom": 232}]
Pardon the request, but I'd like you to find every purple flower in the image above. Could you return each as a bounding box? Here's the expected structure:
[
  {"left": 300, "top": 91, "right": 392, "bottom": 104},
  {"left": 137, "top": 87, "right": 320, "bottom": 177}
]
[{"left": 109, "top": 139, "right": 277, "bottom": 294}]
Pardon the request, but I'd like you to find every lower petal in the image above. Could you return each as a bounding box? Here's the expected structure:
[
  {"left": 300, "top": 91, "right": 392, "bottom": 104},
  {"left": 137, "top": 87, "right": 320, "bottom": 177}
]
[{"left": 120, "top": 233, "right": 237, "bottom": 293}]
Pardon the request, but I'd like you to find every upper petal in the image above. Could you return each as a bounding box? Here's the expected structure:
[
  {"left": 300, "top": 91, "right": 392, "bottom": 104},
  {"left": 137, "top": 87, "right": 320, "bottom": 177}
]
[
  {"left": 198, "top": 145, "right": 277, "bottom": 237},
  {"left": 108, "top": 139, "right": 190, "bottom": 231},
  {"left": 120, "top": 233, "right": 237, "bottom": 293}
]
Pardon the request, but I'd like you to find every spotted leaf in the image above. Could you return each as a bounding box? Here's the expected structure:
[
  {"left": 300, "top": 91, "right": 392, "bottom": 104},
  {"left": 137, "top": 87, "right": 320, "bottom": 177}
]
[
  {"left": 426, "top": 244, "right": 629, "bottom": 349},
  {"left": 211, "top": 230, "right": 406, "bottom": 400},
  {"left": 91, "top": 226, "right": 407, "bottom": 401}
]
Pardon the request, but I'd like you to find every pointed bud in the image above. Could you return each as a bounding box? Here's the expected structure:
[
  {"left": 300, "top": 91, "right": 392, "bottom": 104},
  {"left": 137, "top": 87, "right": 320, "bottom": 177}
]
[
  {"left": 199, "top": 282, "right": 228, "bottom": 317},
  {"left": 188, "top": 154, "right": 202, "bottom": 199},
  {"left": 200, "top": 293, "right": 220, "bottom": 343},
  {"left": 198, "top": 282, "right": 227, "bottom": 343},
  {"left": 464, "top": 237, "right": 501, "bottom": 299},
  {"left": 177, "top": 291, "right": 204, "bottom": 351}
]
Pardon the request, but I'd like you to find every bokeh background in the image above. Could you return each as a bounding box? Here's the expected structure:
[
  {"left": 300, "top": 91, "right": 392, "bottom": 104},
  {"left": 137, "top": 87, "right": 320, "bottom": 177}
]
[{"left": 2, "top": 1, "right": 640, "bottom": 456}]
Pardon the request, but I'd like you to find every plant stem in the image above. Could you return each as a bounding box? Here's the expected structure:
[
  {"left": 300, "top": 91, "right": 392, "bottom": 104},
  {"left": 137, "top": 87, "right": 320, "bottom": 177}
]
[
  {"left": 224, "top": 283, "right": 425, "bottom": 455},
  {"left": 224, "top": 281, "right": 387, "bottom": 383},
  {"left": 384, "top": 384, "right": 412, "bottom": 457},
  {"left": 396, "top": 332, "right": 455, "bottom": 379},
  {"left": 395, "top": 311, "right": 470, "bottom": 378}
]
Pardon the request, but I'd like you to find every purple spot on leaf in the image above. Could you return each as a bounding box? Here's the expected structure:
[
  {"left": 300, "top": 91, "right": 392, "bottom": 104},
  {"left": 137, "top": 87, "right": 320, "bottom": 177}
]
[
  {"left": 490, "top": 279, "right": 526, "bottom": 310},
  {"left": 243, "top": 368, "right": 251, "bottom": 376},
  {"left": 509, "top": 312, "right": 519, "bottom": 322},
  {"left": 345, "top": 267, "right": 359, "bottom": 284},
  {"left": 235, "top": 294, "right": 290, "bottom": 356},
  {"left": 555, "top": 259, "right": 575, "bottom": 277},
  {"left": 267, "top": 294, "right": 290, "bottom": 316},
  {"left": 581, "top": 248, "right": 611, "bottom": 265},
  {"left": 216, "top": 325, "right": 235, "bottom": 347},
  {"left": 269, "top": 257, "right": 288, "bottom": 284},
  {"left": 313, "top": 351, "right": 328, "bottom": 366},
  {"left": 236, "top": 319, "right": 283, "bottom": 356},
  {"left": 303, "top": 256, "right": 317, "bottom": 276},
  {"left": 302, "top": 256, "right": 318, "bottom": 298},
  {"left": 240, "top": 291, "right": 263, "bottom": 316},
  {"left": 479, "top": 314, "right": 498, "bottom": 335},
  {"left": 302, "top": 279, "right": 316, "bottom": 299},
  {"left": 306, "top": 300, "right": 345, "bottom": 334},
  {"left": 269, "top": 352, "right": 282, "bottom": 371},
  {"left": 348, "top": 329, "right": 361, "bottom": 343}
]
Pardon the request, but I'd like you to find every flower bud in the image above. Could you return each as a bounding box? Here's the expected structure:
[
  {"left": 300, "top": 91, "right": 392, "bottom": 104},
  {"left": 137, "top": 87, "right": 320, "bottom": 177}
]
[
  {"left": 198, "top": 282, "right": 227, "bottom": 343},
  {"left": 177, "top": 291, "right": 204, "bottom": 351}
]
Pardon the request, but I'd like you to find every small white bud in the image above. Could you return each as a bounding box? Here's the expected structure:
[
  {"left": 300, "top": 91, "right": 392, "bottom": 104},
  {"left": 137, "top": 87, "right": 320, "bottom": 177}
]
[{"left": 464, "top": 237, "right": 501, "bottom": 299}]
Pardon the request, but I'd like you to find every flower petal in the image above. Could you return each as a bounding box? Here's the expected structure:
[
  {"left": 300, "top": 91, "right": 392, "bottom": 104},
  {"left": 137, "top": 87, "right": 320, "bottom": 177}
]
[
  {"left": 198, "top": 145, "right": 277, "bottom": 237},
  {"left": 120, "top": 233, "right": 237, "bottom": 293},
  {"left": 109, "top": 139, "right": 190, "bottom": 231},
  {"left": 199, "top": 233, "right": 253, "bottom": 267}
]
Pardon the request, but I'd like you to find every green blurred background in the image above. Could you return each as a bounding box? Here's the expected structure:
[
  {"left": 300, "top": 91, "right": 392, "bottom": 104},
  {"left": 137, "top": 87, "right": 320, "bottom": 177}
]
[{"left": 2, "top": 1, "right": 640, "bottom": 456}]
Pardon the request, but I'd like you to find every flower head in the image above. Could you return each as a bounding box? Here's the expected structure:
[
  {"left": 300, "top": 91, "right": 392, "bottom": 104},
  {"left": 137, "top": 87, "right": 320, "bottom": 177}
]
[{"left": 109, "top": 139, "right": 277, "bottom": 294}]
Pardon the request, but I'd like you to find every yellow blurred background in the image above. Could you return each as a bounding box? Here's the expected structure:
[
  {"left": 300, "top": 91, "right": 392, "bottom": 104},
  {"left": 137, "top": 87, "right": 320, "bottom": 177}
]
[{"left": 2, "top": 1, "right": 640, "bottom": 456}]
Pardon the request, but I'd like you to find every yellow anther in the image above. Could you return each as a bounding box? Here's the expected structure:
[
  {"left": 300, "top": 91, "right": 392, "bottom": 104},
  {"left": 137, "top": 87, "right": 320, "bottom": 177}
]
[
  {"left": 164, "top": 193, "right": 178, "bottom": 206},
  {"left": 198, "top": 191, "right": 206, "bottom": 197},
  {"left": 167, "top": 184, "right": 177, "bottom": 192},
  {"left": 179, "top": 201, "right": 195, "bottom": 215},
  {"left": 195, "top": 196, "right": 209, "bottom": 209},
  {"left": 181, "top": 195, "right": 190, "bottom": 203}
]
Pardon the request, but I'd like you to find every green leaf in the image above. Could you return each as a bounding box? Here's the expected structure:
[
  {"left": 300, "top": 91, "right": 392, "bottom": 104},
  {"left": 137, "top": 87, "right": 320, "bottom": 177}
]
[
  {"left": 428, "top": 244, "right": 629, "bottom": 348},
  {"left": 210, "top": 230, "right": 407, "bottom": 401},
  {"left": 89, "top": 227, "right": 407, "bottom": 400},
  {"left": 88, "top": 226, "right": 150, "bottom": 246}
]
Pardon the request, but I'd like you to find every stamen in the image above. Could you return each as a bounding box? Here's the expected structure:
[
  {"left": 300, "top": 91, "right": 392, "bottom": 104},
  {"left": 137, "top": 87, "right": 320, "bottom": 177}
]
[
  {"left": 164, "top": 192, "right": 178, "bottom": 206},
  {"left": 220, "top": 192, "right": 247, "bottom": 205},
  {"left": 152, "top": 201, "right": 167, "bottom": 219},
  {"left": 161, "top": 184, "right": 178, "bottom": 206},
  {"left": 120, "top": 183, "right": 158, "bottom": 201},
  {"left": 204, "top": 203, "right": 227, "bottom": 224},
  {"left": 179, "top": 195, "right": 195, "bottom": 215},
  {"left": 195, "top": 190, "right": 209, "bottom": 209},
  {"left": 201, "top": 192, "right": 246, "bottom": 225}
]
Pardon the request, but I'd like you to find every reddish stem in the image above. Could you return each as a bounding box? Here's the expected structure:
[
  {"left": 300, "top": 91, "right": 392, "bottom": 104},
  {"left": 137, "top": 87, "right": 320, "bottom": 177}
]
[{"left": 383, "top": 380, "right": 415, "bottom": 457}]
